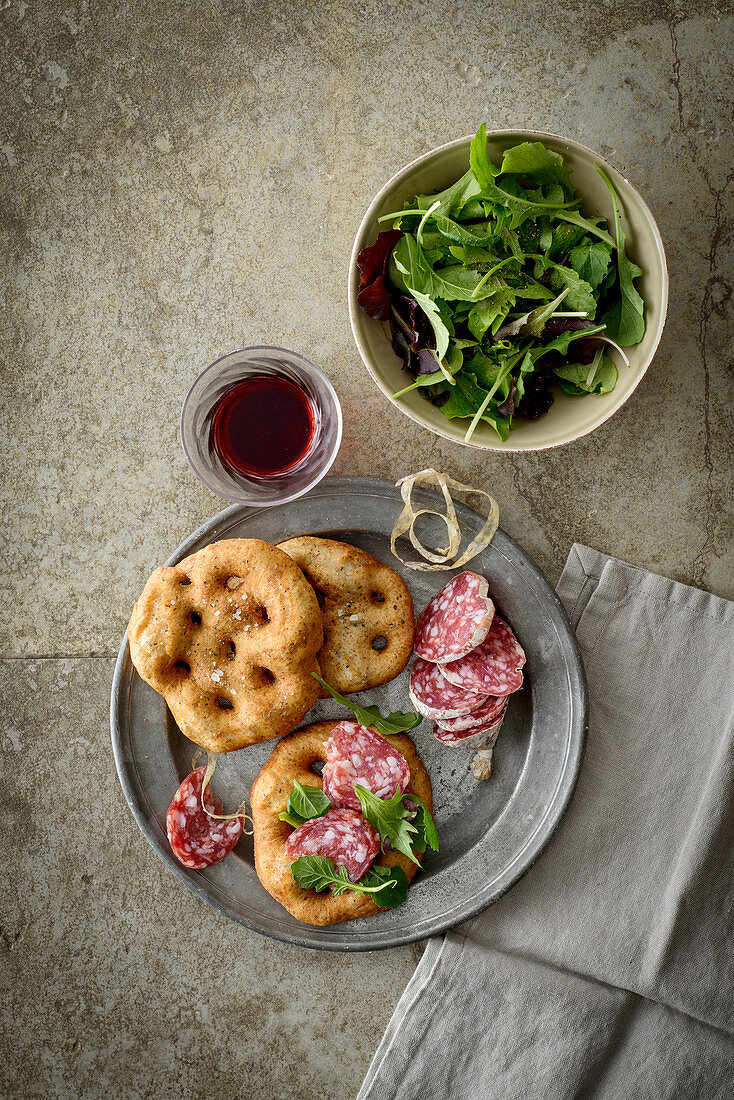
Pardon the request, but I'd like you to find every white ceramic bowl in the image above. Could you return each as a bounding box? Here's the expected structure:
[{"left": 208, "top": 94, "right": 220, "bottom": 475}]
[{"left": 348, "top": 130, "right": 668, "bottom": 451}]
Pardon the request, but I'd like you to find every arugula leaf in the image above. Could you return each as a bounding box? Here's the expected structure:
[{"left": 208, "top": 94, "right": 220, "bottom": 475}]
[
  {"left": 471, "top": 130, "right": 577, "bottom": 222},
  {"left": 278, "top": 810, "right": 307, "bottom": 829},
  {"left": 597, "top": 168, "right": 645, "bottom": 346},
  {"left": 357, "top": 864, "right": 409, "bottom": 908},
  {"left": 463, "top": 358, "right": 517, "bottom": 441},
  {"left": 430, "top": 264, "right": 493, "bottom": 302},
  {"left": 520, "top": 287, "right": 570, "bottom": 337},
  {"left": 354, "top": 785, "right": 422, "bottom": 865},
  {"left": 389, "top": 169, "right": 481, "bottom": 222},
  {"left": 499, "top": 141, "right": 572, "bottom": 191},
  {"left": 410, "top": 795, "right": 440, "bottom": 853},
  {"left": 431, "top": 213, "right": 497, "bottom": 246},
  {"left": 555, "top": 378, "right": 587, "bottom": 396},
  {"left": 509, "top": 279, "right": 555, "bottom": 301},
  {"left": 277, "top": 779, "right": 331, "bottom": 829},
  {"left": 418, "top": 170, "right": 483, "bottom": 218},
  {"left": 288, "top": 779, "right": 330, "bottom": 821},
  {"left": 553, "top": 355, "right": 617, "bottom": 394},
  {"left": 313, "top": 673, "right": 421, "bottom": 736},
  {"left": 394, "top": 234, "right": 491, "bottom": 303},
  {"left": 555, "top": 211, "right": 616, "bottom": 247},
  {"left": 548, "top": 221, "right": 588, "bottom": 258},
  {"left": 390, "top": 233, "right": 431, "bottom": 293},
  {"left": 514, "top": 350, "right": 536, "bottom": 404},
  {"left": 448, "top": 244, "right": 495, "bottom": 267},
  {"left": 290, "top": 856, "right": 408, "bottom": 907},
  {"left": 441, "top": 372, "right": 511, "bottom": 441},
  {"left": 471, "top": 349, "right": 521, "bottom": 396},
  {"left": 549, "top": 265, "right": 597, "bottom": 315},
  {"left": 598, "top": 265, "right": 618, "bottom": 295},
  {"left": 568, "top": 240, "right": 613, "bottom": 289},
  {"left": 533, "top": 323, "right": 605, "bottom": 358},
  {"left": 469, "top": 123, "right": 498, "bottom": 191},
  {"left": 467, "top": 289, "right": 516, "bottom": 340}
]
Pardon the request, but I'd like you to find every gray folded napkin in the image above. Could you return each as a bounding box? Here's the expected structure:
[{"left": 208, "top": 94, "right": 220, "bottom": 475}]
[{"left": 359, "top": 544, "right": 734, "bottom": 1100}]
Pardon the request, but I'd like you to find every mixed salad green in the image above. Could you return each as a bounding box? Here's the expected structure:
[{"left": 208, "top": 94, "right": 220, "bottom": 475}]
[{"left": 356, "top": 125, "right": 646, "bottom": 441}]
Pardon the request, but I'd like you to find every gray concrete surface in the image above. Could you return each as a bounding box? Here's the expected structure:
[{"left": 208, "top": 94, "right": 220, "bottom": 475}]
[{"left": 1, "top": 1, "right": 732, "bottom": 1097}]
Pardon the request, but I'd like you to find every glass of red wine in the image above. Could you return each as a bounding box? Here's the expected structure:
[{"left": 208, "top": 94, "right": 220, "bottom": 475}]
[{"left": 181, "top": 347, "right": 342, "bottom": 505}]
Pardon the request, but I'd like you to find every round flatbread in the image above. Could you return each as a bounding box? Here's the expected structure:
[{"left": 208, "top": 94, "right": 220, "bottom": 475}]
[
  {"left": 278, "top": 537, "right": 414, "bottom": 695},
  {"left": 250, "top": 720, "right": 432, "bottom": 926},
  {"left": 128, "top": 538, "right": 323, "bottom": 752}
]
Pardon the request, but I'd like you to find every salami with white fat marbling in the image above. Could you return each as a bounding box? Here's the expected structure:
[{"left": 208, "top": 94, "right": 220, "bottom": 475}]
[
  {"left": 285, "top": 807, "right": 379, "bottom": 883},
  {"left": 409, "top": 657, "right": 488, "bottom": 720},
  {"left": 434, "top": 701, "right": 507, "bottom": 749},
  {"left": 166, "top": 766, "right": 243, "bottom": 869},
  {"left": 435, "top": 693, "right": 508, "bottom": 733},
  {"left": 322, "top": 721, "right": 411, "bottom": 811},
  {"left": 414, "top": 572, "right": 495, "bottom": 663},
  {"left": 439, "top": 616, "right": 525, "bottom": 695}
]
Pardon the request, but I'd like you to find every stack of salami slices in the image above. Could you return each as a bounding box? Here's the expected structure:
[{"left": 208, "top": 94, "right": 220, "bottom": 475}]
[{"left": 409, "top": 572, "right": 525, "bottom": 764}]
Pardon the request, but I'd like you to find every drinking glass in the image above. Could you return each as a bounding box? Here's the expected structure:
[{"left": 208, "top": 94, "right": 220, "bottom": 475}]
[{"left": 180, "top": 346, "right": 342, "bottom": 506}]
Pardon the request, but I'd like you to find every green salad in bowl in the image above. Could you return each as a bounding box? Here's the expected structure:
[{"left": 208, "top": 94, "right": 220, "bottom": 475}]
[{"left": 355, "top": 125, "right": 648, "bottom": 443}]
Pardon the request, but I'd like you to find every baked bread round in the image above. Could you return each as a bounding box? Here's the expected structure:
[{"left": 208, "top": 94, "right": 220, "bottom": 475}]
[
  {"left": 128, "top": 538, "right": 323, "bottom": 753},
  {"left": 250, "top": 720, "right": 432, "bottom": 925},
  {"left": 278, "top": 537, "right": 414, "bottom": 695}
]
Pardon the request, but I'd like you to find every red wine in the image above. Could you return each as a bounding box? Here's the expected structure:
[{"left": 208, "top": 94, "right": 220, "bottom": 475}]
[{"left": 209, "top": 375, "right": 315, "bottom": 478}]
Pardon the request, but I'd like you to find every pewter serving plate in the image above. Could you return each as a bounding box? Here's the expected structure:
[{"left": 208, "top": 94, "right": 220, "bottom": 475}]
[{"left": 111, "top": 476, "right": 587, "bottom": 950}]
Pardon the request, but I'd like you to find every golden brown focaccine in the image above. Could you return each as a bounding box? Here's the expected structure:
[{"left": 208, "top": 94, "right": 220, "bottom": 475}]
[
  {"left": 250, "top": 720, "right": 432, "bottom": 925},
  {"left": 127, "top": 538, "right": 323, "bottom": 753},
  {"left": 278, "top": 537, "right": 414, "bottom": 695}
]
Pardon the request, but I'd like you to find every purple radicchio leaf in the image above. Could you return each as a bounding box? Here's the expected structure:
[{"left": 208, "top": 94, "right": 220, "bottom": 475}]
[
  {"left": 543, "top": 317, "right": 601, "bottom": 365},
  {"left": 390, "top": 324, "right": 414, "bottom": 372},
  {"left": 397, "top": 295, "right": 436, "bottom": 350},
  {"left": 543, "top": 317, "right": 597, "bottom": 336},
  {"left": 356, "top": 229, "right": 401, "bottom": 320},
  {"left": 516, "top": 372, "right": 554, "bottom": 420},
  {"left": 497, "top": 378, "right": 517, "bottom": 418},
  {"left": 416, "top": 348, "right": 442, "bottom": 375}
]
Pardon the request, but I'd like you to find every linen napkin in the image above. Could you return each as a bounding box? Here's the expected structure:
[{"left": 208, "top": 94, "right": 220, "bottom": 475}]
[{"left": 358, "top": 544, "right": 734, "bottom": 1100}]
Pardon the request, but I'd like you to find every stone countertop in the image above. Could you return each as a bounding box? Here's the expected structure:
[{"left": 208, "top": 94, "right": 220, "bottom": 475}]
[{"left": 1, "top": 2, "right": 731, "bottom": 1097}]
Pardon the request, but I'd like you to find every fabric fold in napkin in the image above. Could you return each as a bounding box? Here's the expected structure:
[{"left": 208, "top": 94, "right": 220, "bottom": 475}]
[{"left": 358, "top": 544, "right": 734, "bottom": 1100}]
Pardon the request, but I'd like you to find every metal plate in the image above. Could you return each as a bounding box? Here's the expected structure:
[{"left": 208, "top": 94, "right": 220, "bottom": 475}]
[{"left": 110, "top": 476, "right": 587, "bottom": 951}]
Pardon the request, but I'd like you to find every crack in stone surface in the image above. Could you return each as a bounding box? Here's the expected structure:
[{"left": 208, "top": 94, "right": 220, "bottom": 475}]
[
  {"left": 691, "top": 171, "right": 732, "bottom": 588},
  {"left": 657, "top": 5, "right": 732, "bottom": 589}
]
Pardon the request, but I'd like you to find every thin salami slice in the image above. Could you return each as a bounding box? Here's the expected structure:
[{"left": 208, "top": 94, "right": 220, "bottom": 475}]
[
  {"left": 415, "top": 572, "right": 495, "bottom": 663},
  {"left": 322, "top": 720, "right": 411, "bottom": 811},
  {"left": 285, "top": 807, "right": 379, "bottom": 883},
  {"left": 434, "top": 702, "right": 507, "bottom": 750},
  {"left": 166, "top": 766, "right": 243, "bottom": 869},
  {"left": 439, "top": 616, "right": 525, "bottom": 695},
  {"left": 436, "top": 693, "right": 508, "bottom": 733},
  {"left": 409, "top": 657, "right": 487, "bottom": 720}
]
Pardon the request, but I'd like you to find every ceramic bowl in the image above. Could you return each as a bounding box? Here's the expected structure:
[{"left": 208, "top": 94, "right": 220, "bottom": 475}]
[{"left": 348, "top": 130, "right": 668, "bottom": 451}]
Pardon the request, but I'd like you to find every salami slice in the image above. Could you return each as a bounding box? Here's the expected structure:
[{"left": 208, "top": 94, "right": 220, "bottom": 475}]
[
  {"left": 166, "top": 766, "right": 243, "bottom": 869},
  {"left": 285, "top": 807, "right": 379, "bottom": 883},
  {"left": 439, "top": 616, "right": 525, "bottom": 695},
  {"left": 434, "top": 702, "right": 507, "bottom": 750},
  {"left": 409, "top": 657, "right": 487, "bottom": 719},
  {"left": 322, "top": 720, "right": 411, "bottom": 811},
  {"left": 415, "top": 572, "right": 495, "bottom": 663},
  {"left": 436, "top": 693, "right": 508, "bottom": 733}
]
